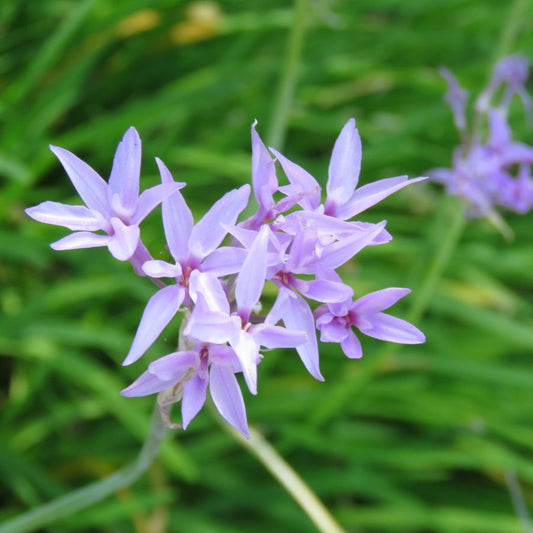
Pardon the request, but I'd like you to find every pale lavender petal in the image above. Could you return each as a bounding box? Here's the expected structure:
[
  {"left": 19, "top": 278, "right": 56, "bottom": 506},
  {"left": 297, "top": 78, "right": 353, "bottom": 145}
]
[
  {"left": 352, "top": 288, "right": 411, "bottom": 314},
  {"left": 252, "top": 323, "right": 307, "bottom": 349},
  {"left": 314, "top": 222, "right": 386, "bottom": 270},
  {"left": 132, "top": 182, "right": 185, "bottom": 225},
  {"left": 25, "top": 202, "right": 107, "bottom": 232},
  {"left": 340, "top": 331, "right": 363, "bottom": 358},
  {"left": 142, "top": 260, "right": 182, "bottom": 278},
  {"left": 148, "top": 351, "right": 198, "bottom": 380},
  {"left": 49, "top": 145, "right": 111, "bottom": 218},
  {"left": 108, "top": 127, "right": 141, "bottom": 216},
  {"left": 235, "top": 225, "right": 269, "bottom": 318},
  {"left": 107, "top": 217, "right": 140, "bottom": 260},
  {"left": 269, "top": 148, "right": 321, "bottom": 210},
  {"left": 201, "top": 247, "right": 247, "bottom": 276},
  {"left": 327, "top": 119, "right": 362, "bottom": 205},
  {"left": 182, "top": 373, "right": 208, "bottom": 429},
  {"left": 188, "top": 271, "right": 230, "bottom": 314},
  {"left": 123, "top": 284, "right": 185, "bottom": 365},
  {"left": 292, "top": 278, "right": 353, "bottom": 303},
  {"left": 210, "top": 364, "right": 249, "bottom": 438},
  {"left": 358, "top": 313, "right": 425, "bottom": 344},
  {"left": 184, "top": 307, "right": 237, "bottom": 344},
  {"left": 252, "top": 121, "right": 277, "bottom": 214},
  {"left": 189, "top": 184, "right": 251, "bottom": 259},
  {"left": 317, "top": 316, "right": 350, "bottom": 343},
  {"left": 268, "top": 288, "right": 323, "bottom": 381},
  {"left": 229, "top": 330, "right": 260, "bottom": 394},
  {"left": 51, "top": 231, "right": 111, "bottom": 251},
  {"left": 156, "top": 158, "right": 194, "bottom": 262},
  {"left": 121, "top": 371, "right": 175, "bottom": 397},
  {"left": 209, "top": 345, "right": 242, "bottom": 372},
  {"left": 285, "top": 222, "right": 317, "bottom": 273},
  {"left": 335, "top": 176, "right": 427, "bottom": 220}
]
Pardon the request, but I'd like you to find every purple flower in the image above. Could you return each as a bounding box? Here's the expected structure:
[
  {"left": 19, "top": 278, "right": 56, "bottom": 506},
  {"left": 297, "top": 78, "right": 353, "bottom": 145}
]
[
  {"left": 433, "top": 56, "right": 533, "bottom": 219},
  {"left": 123, "top": 159, "right": 250, "bottom": 366},
  {"left": 315, "top": 288, "right": 425, "bottom": 358},
  {"left": 271, "top": 119, "right": 426, "bottom": 221},
  {"left": 26, "top": 128, "right": 184, "bottom": 261},
  {"left": 184, "top": 230, "right": 307, "bottom": 394},
  {"left": 121, "top": 343, "right": 250, "bottom": 437}
]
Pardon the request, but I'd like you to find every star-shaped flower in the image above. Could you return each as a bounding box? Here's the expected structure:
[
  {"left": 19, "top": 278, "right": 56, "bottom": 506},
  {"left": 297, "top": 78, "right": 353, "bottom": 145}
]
[{"left": 26, "top": 127, "right": 183, "bottom": 260}]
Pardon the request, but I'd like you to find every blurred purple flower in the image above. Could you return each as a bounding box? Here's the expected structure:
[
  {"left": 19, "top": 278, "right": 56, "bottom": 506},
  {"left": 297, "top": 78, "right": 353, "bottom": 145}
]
[{"left": 432, "top": 55, "right": 533, "bottom": 220}]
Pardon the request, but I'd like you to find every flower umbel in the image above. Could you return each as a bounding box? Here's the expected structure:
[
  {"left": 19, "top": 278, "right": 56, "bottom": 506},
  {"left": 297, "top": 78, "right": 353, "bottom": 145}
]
[{"left": 28, "top": 120, "right": 426, "bottom": 437}]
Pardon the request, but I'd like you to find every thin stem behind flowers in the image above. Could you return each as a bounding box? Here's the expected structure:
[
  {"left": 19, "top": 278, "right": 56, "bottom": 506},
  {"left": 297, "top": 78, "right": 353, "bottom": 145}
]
[
  {"left": 221, "top": 422, "right": 346, "bottom": 533},
  {"left": 266, "top": 0, "right": 309, "bottom": 150},
  {"left": 0, "top": 403, "right": 166, "bottom": 533}
]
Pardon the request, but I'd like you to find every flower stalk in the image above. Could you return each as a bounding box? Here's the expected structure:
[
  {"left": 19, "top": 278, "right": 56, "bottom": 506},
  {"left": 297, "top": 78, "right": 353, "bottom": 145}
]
[{"left": 0, "top": 404, "right": 166, "bottom": 533}]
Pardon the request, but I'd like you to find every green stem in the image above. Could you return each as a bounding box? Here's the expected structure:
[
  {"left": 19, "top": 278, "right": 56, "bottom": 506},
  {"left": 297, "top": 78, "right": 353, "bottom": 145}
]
[
  {"left": 266, "top": 0, "right": 309, "bottom": 150},
  {"left": 492, "top": 0, "right": 529, "bottom": 61},
  {"left": 227, "top": 424, "right": 346, "bottom": 533},
  {"left": 505, "top": 470, "right": 533, "bottom": 533},
  {"left": 408, "top": 202, "right": 466, "bottom": 323},
  {"left": 0, "top": 404, "right": 166, "bottom": 533}
]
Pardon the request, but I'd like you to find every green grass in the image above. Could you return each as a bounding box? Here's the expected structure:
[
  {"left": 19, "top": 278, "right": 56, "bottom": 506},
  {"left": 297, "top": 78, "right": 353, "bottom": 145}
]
[{"left": 2, "top": 0, "right": 533, "bottom": 532}]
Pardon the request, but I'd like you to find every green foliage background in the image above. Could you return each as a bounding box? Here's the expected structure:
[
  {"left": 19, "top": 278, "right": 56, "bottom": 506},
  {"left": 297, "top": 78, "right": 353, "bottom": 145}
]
[{"left": 2, "top": 1, "right": 533, "bottom": 531}]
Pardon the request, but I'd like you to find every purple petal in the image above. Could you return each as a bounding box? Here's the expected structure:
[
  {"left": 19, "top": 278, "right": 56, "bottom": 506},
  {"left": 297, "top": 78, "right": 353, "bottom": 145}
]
[
  {"left": 184, "top": 306, "right": 238, "bottom": 344},
  {"left": 292, "top": 278, "right": 353, "bottom": 303},
  {"left": 148, "top": 351, "right": 198, "bottom": 380},
  {"left": 358, "top": 313, "right": 425, "bottom": 344},
  {"left": 316, "top": 315, "right": 350, "bottom": 343},
  {"left": 51, "top": 231, "right": 111, "bottom": 251},
  {"left": 335, "top": 176, "right": 427, "bottom": 220},
  {"left": 268, "top": 288, "right": 323, "bottom": 381},
  {"left": 209, "top": 344, "right": 242, "bottom": 372},
  {"left": 189, "top": 184, "right": 251, "bottom": 259},
  {"left": 439, "top": 67, "right": 468, "bottom": 132},
  {"left": 488, "top": 109, "right": 512, "bottom": 147},
  {"left": 142, "top": 260, "right": 182, "bottom": 278},
  {"left": 313, "top": 221, "right": 387, "bottom": 270},
  {"left": 252, "top": 121, "right": 278, "bottom": 215},
  {"left": 107, "top": 217, "right": 140, "bottom": 260},
  {"left": 340, "top": 331, "right": 363, "bottom": 358},
  {"left": 188, "top": 271, "right": 230, "bottom": 314},
  {"left": 182, "top": 373, "right": 208, "bottom": 429},
  {"left": 252, "top": 323, "right": 307, "bottom": 349},
  {"left": 269, "top": 148, "right": 321, "bottom": 210},
  {"left": 235, "top": 225, "right": 269, "bottom": 318},
  {"left": 156, "top": 158, "right": 194, "bottom": 262},
  {"left": 123, "top": 284, "right": 185, "bottom": 365},
  {"left": 210, "top": 364, "right": 249, "bottom": 438},
  {"left": 108, "top": 127, "right": 141, "bottom": 216},
  {"left": 132, "top": 182, "right": 185, "bottom": 225},
  {"left": 49, "top": 145, "right": 111, "bottom": 218},
  {"left": 327, "top": 119, "right": 362, "bottom": 206},
  {"left": 229, "top": 330, "right": 260, "bottom": 394},
  {"left": 201, "top": 247, "right": 247, "bottom": 276},
  {"left": 352, "top": 288, "right": 411, "bottom": 314},
  {"left": 121, "top": 370, "right": 176, "bottom": 397},
  {"left": 25, "top": 202, "right": 107, "bottom": 232}
]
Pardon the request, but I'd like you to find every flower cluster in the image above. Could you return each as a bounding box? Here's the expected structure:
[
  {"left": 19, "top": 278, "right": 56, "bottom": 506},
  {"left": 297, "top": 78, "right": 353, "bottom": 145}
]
[
  {"left": 431, "top": 55, "right": 533, "bottom": 220},
  {"left": 27, "top": 120, "right": 425, "bottom": 437}
]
